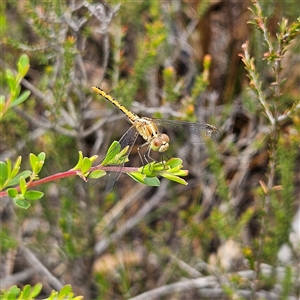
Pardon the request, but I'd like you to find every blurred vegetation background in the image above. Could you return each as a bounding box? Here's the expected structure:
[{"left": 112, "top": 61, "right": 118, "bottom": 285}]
[{"left": 1, "top": 0, "right": 299, "bottom": 299}]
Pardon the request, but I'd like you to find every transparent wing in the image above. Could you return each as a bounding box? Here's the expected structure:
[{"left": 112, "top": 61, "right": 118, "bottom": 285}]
[
  {"left": 103, "top": 126, "right": 139, "bottom": 194},
  {"left": 87, "top": 125, "right": 139, "bottom": 195},
  {"left": 153, "top": 119, "right": 220, "bottom": 143}
]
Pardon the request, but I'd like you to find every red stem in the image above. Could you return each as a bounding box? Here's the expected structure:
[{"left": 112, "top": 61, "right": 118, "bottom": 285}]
[{"left": 0, "top": 166, "right": 139, "bottom": 198}]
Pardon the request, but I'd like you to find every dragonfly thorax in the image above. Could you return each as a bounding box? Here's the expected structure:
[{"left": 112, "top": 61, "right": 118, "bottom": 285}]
[{"left": 134, "top": 117, "right": 170, "bottom": 152}]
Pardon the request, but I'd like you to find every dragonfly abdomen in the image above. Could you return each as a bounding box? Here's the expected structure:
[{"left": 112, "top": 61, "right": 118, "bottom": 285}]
[{"left": 92, "top": 86, "right": 139, "bottom": 124}]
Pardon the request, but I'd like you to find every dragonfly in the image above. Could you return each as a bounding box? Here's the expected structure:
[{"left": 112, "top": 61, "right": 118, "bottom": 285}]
[{"left": 89, "top": 86, "right": 220, "bottom": 193}]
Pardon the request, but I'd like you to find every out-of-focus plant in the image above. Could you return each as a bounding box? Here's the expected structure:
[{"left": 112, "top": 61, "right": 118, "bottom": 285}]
[
  {"left": 0, "top": 54, "right": 31, "bottom": 119},
  {"left": 0, "top": 283, "right": 83, "bottom": 300},
  {"left": 237, "top": 0, "right": 300, "bottom": 295}
]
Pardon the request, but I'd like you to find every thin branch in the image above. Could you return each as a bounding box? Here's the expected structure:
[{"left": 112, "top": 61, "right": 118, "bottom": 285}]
[
  {"left": 20, "top": 246, "right": 63, "bottom": 291},
  {"left": 94, "top": 184, "right": 149, "bottom": 236},
  {"left": 129, "top": 267, "right": 298, "bottom": 300},
  {"left": 0, "top": 269, "right": 35, "bottom": 289},
  {"left": 13, "top": 107, "right": 78, "bottom": 137},
  {"left": 240, "top": 41, "right": 275, "bottom": 126},
  {"left": 0, "top": 128, "right": 46, "bottom": 161},
  {"left": 94, "top": 180, "right": 169, "bottom": 255},
  {"left": 0, "top": 166, "right": 139, "bottom": 198}
]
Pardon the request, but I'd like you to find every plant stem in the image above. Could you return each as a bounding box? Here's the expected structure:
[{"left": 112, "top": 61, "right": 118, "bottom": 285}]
[{"left": 0, "top": 166, "right": 139, "bottom": 198}]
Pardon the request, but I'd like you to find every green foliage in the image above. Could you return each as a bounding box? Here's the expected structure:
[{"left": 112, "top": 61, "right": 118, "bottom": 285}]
[
  {"left": 207, "top": 140, "right": 230, "bottom": 202},
  {"left": 0, "top": 54, "right": 31, "bottom": 119},
  {"left": 113, "top": 3, "right": 168, "bottom": 105},
  {"left": 236, "top": 0, "right": 300, "bottom": 287},
  {"left": 72, "top": 151, "right": 97, "bottom": 174},
  {"left": 0, "top": 139, "right": 188, "bottom": 209},
  {"left": 86, "top": 141, "right": 129, "bottom": 180},
  {"left": 191, "top": 55, "right": 212, "bottom": 100},
  {"left": 281, "top": 266, "right": 294, "bottom": 299},
  {"left": 0, "top": 153, "right": 45, "bottom": 208},
  {"left": 162, "top": 67, "right": 178, "bottom": 103},
  {"left": 0, "top": 283, "right": 83, "bottom": 300},
  {"left": 129, "top": 158, "right": 188, "bottom": 186},
  {"left": 0, "top": 227, "right": 18, "bottom": 253},
  {"left": 256, "top": 139, "right": 298, "bottom": 263},
  {"left": 100, "top": 141, "right": 129, "bottom": 167}
]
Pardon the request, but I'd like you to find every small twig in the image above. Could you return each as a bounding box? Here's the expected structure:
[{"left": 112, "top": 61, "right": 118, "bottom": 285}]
[
  {"left": 94, "top": 184, "right": 149, "bottom": 236},
  {"left": 0, "top": 128, "right": 46, "bottom": 161},
  {"left": 0, "top": 268, "right": 35, "bottom": 289},
  {"left": 240, "top": 41, "right": 275, "bottom": 126},
  {"left": 170, "top": 254, "right": 202, "bottom": 278},
  {"left": 129, "top": 267, "right": 298, "bottom": 300},
  {"left": 13, "top": 107, "right": 78, "bottom": 137},
  {"left": 20, "top": 246, "right": 63, "bottom": 291},
  {"left": 94, "top": 180, "right": 169, "bottom": 255}
]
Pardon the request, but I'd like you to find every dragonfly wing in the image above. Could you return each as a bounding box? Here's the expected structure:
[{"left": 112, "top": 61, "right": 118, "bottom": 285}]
[
  {"left": 154, "top": 119, "right": 220, "bottom": 143},
  {"left": 104, "top": 126, "right": 140, "bottom": 195},
  {"left": 88, "top": 125, "right": 139, "bottom": 194}
]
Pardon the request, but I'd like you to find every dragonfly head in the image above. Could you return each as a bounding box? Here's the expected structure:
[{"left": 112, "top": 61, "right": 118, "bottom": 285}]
[{"left": 150, "top": 133, "right": 170, "bottom": 152}]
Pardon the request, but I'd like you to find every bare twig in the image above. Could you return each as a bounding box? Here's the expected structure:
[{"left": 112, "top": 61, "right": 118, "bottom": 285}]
[
  {"left": 0, "top": 268, "right": 35, "bottom": 289},
  {"left": 20, "top": 246, "right": 63, "bottom": 291},
  {"left": 94, "top": 180, "right": 169, "bottom": 255}
]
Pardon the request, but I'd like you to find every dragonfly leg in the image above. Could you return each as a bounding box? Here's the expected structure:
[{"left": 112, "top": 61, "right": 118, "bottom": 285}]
[
  {"left": 137, "top": 141, "right": 158, "bottom": 174},
  {"left": 137, "top": 141, "right": 152, "bottom": 165},
  {"left": 144, "top": 145, "right": 156, "bottom": 164},
  {"left": 160, "top": 152, "right": 170, "bottom": 169}
]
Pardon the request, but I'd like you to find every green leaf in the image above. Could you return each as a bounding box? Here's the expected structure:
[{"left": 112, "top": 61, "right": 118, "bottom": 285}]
[
  {"left": 14, "top": 85, "right": 21, "bottom": 97},
  {"left": 6, "top": 159, "right": 12, "bottom": 177},
  {"left": 7, "top": 170, "right": 32, "bottom": 187},
  {"left": 170, "top": 169, "right": 189, "bottom": 177},
  {"left": 160, "top": 173, "right": 188, "bottom": 185},
  {"left": 24, "top": 190, "right": 44, "bottom": 201},
  {"left": 127, "top": 172, "right": 146, "bottom": 184},
  {"left": 29, "top": 153, "right": 38, "bottom": 170},
  {"left": 100, "top": 141, "right": 129, "bottom": 166},
  {"left": 81, "top": 157, "right": 92, "bottom": 173},
  {"left": 0, "top": 95, "right": 5, "bottom": 113},
  {"left": 11, "top": 91, "right": 31, "bottom": 107},
  {"left": 58, "top": 285, "right": 72, "bottom": 297},
  {"left": 7, "top": 188, "right": 18, "bottom": 198},
  {"left": 138, "top": 162, "right": 158, "bottom": 176},
  {"left": 11, "top": 156, "right": 22, "bottom": 178},
  {"left": 165, "top": 157, "right": 183, "bottom": 168},
  {"left": 20, "top": 285, "right": 31, "bottom": 298},
  {"left": 31, "top": 283, "right": 42, "bottom": 298},
  {"left": 14, "top": 198, "right": 31, "bottom": 209},
  {"left": 19, "top": 176, "right": 27, "bottom": 195},
  {"left": 17, "top": 54, "right": 30, "bottom": 74},
  {"left": 6, "top": 69, "right": 15, "bottom": 91},
  {"left": 143, "top": 176, "right": 161, "bottom": 186},
  {"left": 0, "top": 161, "right": 8, "bottom": 189},
  {"left": 0, "top": 95, "right": 4, "bottom": 105},
  {"left": 72, "top": 151, "right": 84, "bottom": 170},
  {"left": 38, "top": 152, "right": 46, "bottom": 162},
  {"left": 4, "top": 285, "right": 20, "bottom": 298},
  {"left": 128, "top": 172, "right": 160, "bottom": 186},
  {"left": 35, "top": 161, "right": 44, "bottom": 175},
  {"left": 88, "top": 169, "right": 106, "bottom": 179},
  {"left": 101, "top": 141, "right": 121, "bottom": 166}
]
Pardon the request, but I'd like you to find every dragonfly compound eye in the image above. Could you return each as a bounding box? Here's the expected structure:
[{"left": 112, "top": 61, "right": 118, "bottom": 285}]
[{"left": 151, "top": 134, "right": 170, "bottom": 152}]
